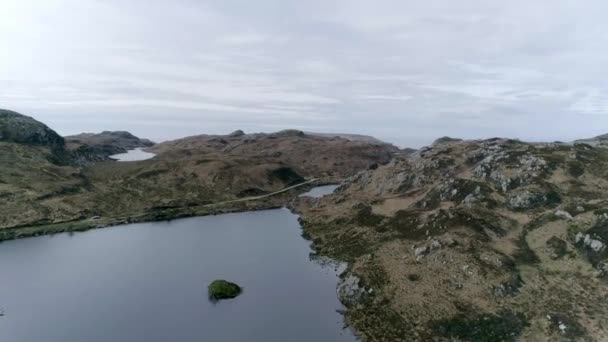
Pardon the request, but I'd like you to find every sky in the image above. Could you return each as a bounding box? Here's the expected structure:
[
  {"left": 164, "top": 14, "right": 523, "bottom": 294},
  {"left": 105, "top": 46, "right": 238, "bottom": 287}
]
[{"left": 1, "top": 0, "right": 607, "bottom": 148}]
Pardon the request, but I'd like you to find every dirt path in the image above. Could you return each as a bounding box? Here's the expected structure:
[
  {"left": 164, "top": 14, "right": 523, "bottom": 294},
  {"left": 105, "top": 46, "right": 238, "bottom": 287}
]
[{"left": 202, "top": 178, "right": 320, "bottom": 207}]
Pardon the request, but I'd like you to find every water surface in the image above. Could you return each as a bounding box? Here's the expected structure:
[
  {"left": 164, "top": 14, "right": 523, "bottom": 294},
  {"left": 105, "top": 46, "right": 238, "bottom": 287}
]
[
  {"left": 110, "top": 148, "right": 156, "bottom": 162},
  {"left": 299, "top": 185, "right": 339, "bottom": 198},
  {"left": 0, "top": 208, "right": 355, "bottom": 342}
]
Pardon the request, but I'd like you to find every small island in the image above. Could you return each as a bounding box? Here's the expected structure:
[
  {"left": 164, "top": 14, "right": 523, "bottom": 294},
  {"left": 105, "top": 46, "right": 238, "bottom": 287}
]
[{"left": 208, "top": 280, "right": 242, "bottom": 301}]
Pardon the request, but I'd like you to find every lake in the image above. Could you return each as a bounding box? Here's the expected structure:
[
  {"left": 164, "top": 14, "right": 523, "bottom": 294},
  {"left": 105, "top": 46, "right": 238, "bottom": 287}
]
[
  {"left": 299, "top": 184, "right": 339, "bottom": 198},
  {"left": 0, "top": 207, "right": 356, "bottom": 342},
  {"left": 110, "top": 148, "right": 156, "bottom": 162}
]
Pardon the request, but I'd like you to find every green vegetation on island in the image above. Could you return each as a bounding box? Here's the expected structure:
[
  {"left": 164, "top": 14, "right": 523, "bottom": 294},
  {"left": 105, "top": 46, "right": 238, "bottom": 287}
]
[{"left": 208, "top": 280, "right": 242, "bottom": 301}]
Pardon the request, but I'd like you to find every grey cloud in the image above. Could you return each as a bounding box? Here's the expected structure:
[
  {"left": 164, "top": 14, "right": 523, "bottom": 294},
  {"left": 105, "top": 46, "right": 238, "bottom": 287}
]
[{"left": 1, "top": 0, "right": 607, "bottom": 148}]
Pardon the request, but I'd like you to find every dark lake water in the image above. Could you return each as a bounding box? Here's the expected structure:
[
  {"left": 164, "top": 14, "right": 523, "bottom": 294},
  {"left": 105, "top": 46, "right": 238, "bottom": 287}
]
[{"left": 0, "top": 208, "right": 356, "bottom": 342}]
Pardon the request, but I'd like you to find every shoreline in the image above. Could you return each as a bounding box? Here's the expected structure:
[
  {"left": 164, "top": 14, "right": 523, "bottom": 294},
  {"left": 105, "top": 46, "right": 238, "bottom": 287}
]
[{"left": 0, "top": 178, "right": 340, "bottom": 243}]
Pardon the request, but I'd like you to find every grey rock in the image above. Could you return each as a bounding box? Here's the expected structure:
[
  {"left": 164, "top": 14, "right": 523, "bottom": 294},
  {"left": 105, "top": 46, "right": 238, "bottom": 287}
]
[
  {"left": 588, "top": 238, "right": 605, "bottom": 253},
  {"left": 578, "top": 234, "right": 606, "bottom": 252},
  {"left": 506, "top": 190, "right": 548, "bottom": 210},
  {"left": 554, "top": 210, "right": 573, "bottom": 221},
  {"left": 575, "top": 232, "right": 584, "bottom": 244},
  {"left": 430, "top": 240, "right": 442, "bottom": 250},
  {"left": 443, "top": 237, "right": 458, "bottom": 247},
  {"left": 596, "top": 261, "right": 608, "bottom": 278},
  {"left": 0, "top": 109, "right": 65, "bottom": 154},
  {"left": 414, "top": 246, "right": 429, "bottom": 258},
  {"left": 337, "top": 274, "right": 367, "bottom": 305}
]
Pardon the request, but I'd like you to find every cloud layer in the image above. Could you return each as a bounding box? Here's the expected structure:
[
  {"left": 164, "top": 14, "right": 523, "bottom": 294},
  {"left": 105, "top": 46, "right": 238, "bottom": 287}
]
[{"left": 1, "top": 0, "right": 607, "bottom": 147}]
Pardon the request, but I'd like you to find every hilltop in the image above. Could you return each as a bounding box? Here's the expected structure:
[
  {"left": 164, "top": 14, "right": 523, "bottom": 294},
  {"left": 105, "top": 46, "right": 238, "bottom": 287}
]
[
  {"left": 149, "top": 129, "right": 400, "bottom": 179},
  {"left": 0, "top": 109, "right": 65, "bottom": 150},
  {"left": 293, "top": 137, "right": 608, "bottom": 341}
]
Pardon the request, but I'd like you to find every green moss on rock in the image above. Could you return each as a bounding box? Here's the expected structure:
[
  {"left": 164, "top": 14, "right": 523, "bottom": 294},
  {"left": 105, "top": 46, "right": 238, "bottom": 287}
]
[{"left": 208, "top": 280, "right": 242, "bottom": 301}]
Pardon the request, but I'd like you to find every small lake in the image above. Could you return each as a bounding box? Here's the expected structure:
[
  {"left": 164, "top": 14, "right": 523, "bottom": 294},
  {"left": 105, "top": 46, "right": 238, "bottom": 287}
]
[
  {"left": 299, "top": 184, "right": 339, "bottom": 198},
  {"left": 0, "top": 208, "right": 356, "bottom": 342},
  {"left": 110, "top": 148, "right": 156, "bottom": 162}
]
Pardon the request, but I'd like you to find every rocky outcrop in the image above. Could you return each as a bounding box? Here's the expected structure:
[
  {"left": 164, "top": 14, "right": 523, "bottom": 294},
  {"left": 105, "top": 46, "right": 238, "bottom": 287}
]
[
  {"left": 506, "top": 189, "right": 558, "bottom": 210},
  {"left": 294, "top": 135, "right": 608, "bottom": 341},
  {"left": 576, "top": 232, "right": 606, "bottom": 253},
  {"left": 337, "top": 274, "right": 369, "bottom": 305},
  {"left": 0, "top": 109, "right": 65, "bottom": 153}
]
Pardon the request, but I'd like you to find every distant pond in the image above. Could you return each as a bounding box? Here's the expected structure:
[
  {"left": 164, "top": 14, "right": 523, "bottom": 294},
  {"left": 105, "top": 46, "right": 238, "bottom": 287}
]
[
  {"left": 0, "top": 206, "right": 356, "bottom": 342},
  {"left": 299, "top": 184, "right": 339, "bottom": 198},
  {"left": 110, "top": 148, "right": 156, "bottom": 162}
]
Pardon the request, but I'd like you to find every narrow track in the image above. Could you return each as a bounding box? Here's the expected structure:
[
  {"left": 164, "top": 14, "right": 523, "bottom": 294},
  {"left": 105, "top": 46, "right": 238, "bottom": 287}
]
[{"left": 202, "top": 178, "right": 320, "bottom": 207}]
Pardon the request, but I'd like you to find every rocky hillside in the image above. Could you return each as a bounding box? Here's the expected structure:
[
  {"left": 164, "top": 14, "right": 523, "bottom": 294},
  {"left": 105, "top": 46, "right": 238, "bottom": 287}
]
[
  {"left": 0, "top": 109, "right": 65, "bottom": 155},
  {"left": 306, "top": 132, "right": 389, "bottom": 145},
  {"left": 65, "top": 131, "right": 155, "bottom": 165},
  {"left": 576, "top": 133, "right": 608, "bottom": 149},
  {"left": 0, "top": 111, "right": 84, "bottom": 227},
  {"left": 293, "top": 137, "right": 608, "bottom": 341}
]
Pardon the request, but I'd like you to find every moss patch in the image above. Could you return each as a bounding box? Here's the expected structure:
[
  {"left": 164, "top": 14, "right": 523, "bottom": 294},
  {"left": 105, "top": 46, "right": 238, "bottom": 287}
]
[
  {"left": 354, "top": 205, "right": 385, "bottom": 227},
  {"left": 431, "top": 310, "right": 528, "bottom": 342},
  {"left": 567, "top": 160, "right": 585, "bottom": 177},
  {"left": 269, "top": 167, "right": 305, "bottom": 185},
  {"left": 546, "top": 236, "right": 568, "bottom": 260},
  {"left": 513, "top": 232, "right": 540, "bottom": 264}
]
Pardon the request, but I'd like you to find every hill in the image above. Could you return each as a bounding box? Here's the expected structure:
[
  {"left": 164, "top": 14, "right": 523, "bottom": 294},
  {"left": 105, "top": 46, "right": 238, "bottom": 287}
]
[
  {"left": 149, "top": 129, "right": 400, "bottom": 179},
  {"left": 0, "top": 111, "right": 399, "bottom": 233},
  {"left": 293, "top": 137, "right": 608, "bottom": 341},
  {"left": 66, "top": 131, "right": 155, "bottom": 165},
  {"left": 0, "top": 109, "right": 65, "bottom": 155}
]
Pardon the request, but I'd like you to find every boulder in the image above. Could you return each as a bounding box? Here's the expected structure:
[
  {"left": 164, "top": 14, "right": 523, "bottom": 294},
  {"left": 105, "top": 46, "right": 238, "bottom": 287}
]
[{"left": 554, "top": 210, "right": 573, "bottom": 221}]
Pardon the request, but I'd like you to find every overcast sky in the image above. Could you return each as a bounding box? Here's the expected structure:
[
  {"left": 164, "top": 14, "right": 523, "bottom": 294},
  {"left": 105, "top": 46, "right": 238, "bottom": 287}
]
[{"left": 1, "top": 0, "right": 607, "bottom": 147}]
